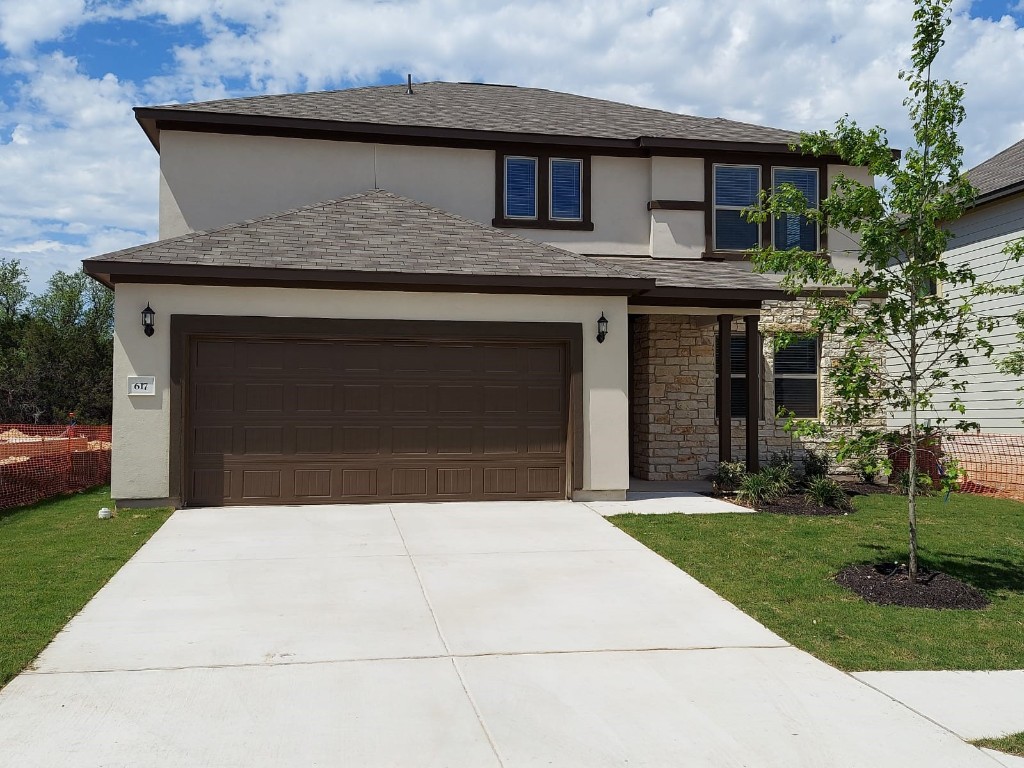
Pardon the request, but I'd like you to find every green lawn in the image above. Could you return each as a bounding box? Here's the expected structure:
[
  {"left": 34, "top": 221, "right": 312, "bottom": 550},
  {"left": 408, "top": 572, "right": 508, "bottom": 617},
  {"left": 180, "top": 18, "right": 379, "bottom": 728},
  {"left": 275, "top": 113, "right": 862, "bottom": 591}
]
[
  {"left": 0, "top": 487, "right": 171, "bottom": 688},
  {"left": 972, "top": 732, "right": 1024, "bottom": 757},
  {"left": 611, "top": 493, "right": 1024, "bottom": 671}
]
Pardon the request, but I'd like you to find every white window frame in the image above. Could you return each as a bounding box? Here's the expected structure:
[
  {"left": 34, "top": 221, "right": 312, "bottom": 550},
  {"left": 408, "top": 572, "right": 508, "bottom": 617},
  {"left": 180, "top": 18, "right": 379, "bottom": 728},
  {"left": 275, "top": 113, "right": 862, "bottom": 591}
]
[
  {"left": 712, "top": 163, "right": 762, "bottom": 252},
  {"left": 548, "top": 157, "right": 583, "bottom": 222},
  {"left": 504, "top": 156, "right": 538, "bottom": 220},
  {"left": 774, "top": 337, "right": 822, "bottom": 420},
  {"left": 770, "top": 166, "right": 820, "bottom": 253}
]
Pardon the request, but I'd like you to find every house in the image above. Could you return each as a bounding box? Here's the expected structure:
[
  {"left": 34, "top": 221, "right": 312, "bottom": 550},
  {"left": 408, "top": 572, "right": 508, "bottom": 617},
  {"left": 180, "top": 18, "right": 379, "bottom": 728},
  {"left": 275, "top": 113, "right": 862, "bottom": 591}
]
[{"left": 83, "top": 81, "right": 872, "bottom": 508}]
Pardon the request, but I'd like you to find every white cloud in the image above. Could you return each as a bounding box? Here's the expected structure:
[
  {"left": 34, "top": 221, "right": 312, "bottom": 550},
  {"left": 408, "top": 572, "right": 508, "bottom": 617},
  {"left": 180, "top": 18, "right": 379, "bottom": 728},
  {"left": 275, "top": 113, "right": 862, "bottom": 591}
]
[
  {"left": 0, "top": 0, "right": 86, "bottom": 55},
  {"left": 1, "top": 0, "right": 1023, "bottom": 291}
]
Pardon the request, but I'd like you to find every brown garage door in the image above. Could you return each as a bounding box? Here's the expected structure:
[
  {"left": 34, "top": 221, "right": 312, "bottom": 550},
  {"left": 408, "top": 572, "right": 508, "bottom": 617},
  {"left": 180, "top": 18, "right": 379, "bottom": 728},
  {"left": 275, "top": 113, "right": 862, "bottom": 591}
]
[{"left": 186, "top": 335, "right": 569, "bottom": 505}]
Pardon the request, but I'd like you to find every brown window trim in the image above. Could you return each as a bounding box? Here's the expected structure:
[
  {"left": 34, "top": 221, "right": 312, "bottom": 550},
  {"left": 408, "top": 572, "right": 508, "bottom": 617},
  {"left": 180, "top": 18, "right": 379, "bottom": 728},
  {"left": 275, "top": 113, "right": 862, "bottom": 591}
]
[
  {"left": 492, "top": 152, "right": 594, "bottom": 231},
  {"left": 703, "top": 157, "right": 829, "bottom": 259},
  {"left": 647, "top": 200, "right": 704, "bottom": 211}
]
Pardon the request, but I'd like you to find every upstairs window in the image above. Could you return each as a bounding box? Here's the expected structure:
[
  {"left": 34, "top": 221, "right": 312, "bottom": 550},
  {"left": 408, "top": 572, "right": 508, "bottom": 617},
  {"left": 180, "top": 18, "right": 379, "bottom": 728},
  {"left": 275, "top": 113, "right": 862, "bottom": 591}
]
[
  {"left": 775, "top": 338, "right": 820, "bottom": 418},
  {"left": 495, "top": 153, "right": 593, "bottom": 230},
  {"left": 549, "top": 158, "right": 582, "bottom": 220},
  {"left": 772, "top": 167, "right": 819, "bottom": 251},
  {"left": 504, "top": 157, "right": 538, "bottom": 219},
  {"left": 713, "top": 164, "right": 761, "bottom": 251}
]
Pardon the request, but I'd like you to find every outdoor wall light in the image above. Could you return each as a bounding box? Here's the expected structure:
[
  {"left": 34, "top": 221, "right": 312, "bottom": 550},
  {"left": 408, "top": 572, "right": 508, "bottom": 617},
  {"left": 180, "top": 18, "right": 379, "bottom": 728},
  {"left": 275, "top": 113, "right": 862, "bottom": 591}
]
[
  {"left": 596, "top": 312, "right": 609, "bottom": 344},
  {"left": 141, "top": 303, "right": 156, "bottom": 337}
]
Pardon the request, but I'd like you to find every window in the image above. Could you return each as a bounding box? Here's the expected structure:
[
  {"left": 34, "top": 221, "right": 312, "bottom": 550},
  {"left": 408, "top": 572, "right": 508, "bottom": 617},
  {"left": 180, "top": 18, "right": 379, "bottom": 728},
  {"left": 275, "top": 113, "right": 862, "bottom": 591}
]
[
  {"left": 504, "top": 156, "right": 537, "bottom": 219},
  {"left": 772, "top": 167, "right": 819, "bottom": 251},
  {"left": 713, "top": 164, "right": 761, "bottom": 251},
  {"left": 494, "top": 153, "right": 592, "bottom": 230},
  {"left": 549, "top": 158, "right": 582, "bottom": 220},
  {"left": 775, "top": 338, "right": 819, "bottom": 418},
  {"left": 716, "top": 335, "right": 762, "bottom": 418},
  {"left": 710, "top": 163, "right": 822, "bottom": 255}
]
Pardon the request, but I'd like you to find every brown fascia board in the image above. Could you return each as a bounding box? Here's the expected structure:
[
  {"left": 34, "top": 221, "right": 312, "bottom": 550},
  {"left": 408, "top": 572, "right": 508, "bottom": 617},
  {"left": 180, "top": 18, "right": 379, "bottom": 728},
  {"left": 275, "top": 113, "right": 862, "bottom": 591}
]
[
  {"left": 968, "top": 180, "right": 1024, "bottom": 211},
  {"left": 134, "top": 107, "right": 827, "bottom": 158},
  {"left": 83, "top": 259, "right": 654, "bottom": 295},
  {"left": 635, "top": 287, "right": 794, "bottom": 304}
]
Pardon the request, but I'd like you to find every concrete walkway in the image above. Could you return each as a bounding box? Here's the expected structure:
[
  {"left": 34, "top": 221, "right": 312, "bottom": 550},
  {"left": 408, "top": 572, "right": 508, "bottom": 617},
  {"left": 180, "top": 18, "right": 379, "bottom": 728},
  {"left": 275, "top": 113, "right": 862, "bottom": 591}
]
[
  {"left": 0, "top": 501, "right": 1005, "bottom": 767},
  {"left": 585, "top": 480, "right": 753, "bottom": 516}
]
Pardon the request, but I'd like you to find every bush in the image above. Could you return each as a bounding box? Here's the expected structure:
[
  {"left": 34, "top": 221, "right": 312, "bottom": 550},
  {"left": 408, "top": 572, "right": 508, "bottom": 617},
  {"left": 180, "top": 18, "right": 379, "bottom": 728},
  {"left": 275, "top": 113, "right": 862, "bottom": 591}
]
[
  {"left": 851, "top": 455, "right": 878, "bottom": 484},
  {"left": 804, "top": 476, "right": 852, "bottom": 511},
  {"left": 761, "top": 462, "right": 795, "bottom": 495},
  {"left": 710, "top": 461, "right": 746, "bottom": 493},
  {"left": 803, "top": 450, "right": 831, "bottom": 479},
  {"left": 737, "top": 468, "right": 786, "bottom": 506},
  {"left": 891, "top": 470, "right": 936, "bottom": 496},
  {"left": 768, "top": 450, "right": 794, "bottom": 470}
]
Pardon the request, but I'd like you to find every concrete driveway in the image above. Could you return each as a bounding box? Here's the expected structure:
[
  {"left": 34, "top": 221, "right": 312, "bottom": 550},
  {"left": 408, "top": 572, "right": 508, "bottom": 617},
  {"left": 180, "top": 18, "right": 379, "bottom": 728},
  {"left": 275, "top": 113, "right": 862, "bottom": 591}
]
[{"left": 0, "top": 501, "right": 1001, "bottom": 767}]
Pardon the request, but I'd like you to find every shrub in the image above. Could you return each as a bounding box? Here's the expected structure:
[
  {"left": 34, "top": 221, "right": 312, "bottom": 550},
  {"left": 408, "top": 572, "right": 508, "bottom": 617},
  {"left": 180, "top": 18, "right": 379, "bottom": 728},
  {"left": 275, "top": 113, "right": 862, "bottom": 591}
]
[
  {"left": 851, "top": 455, "right": 878, "bottom": 484},
  {"left": 737, "top": 468, "right": 786, "bottom": 506},
  {"left": 768, "top": 450, "right": 794, "bottom": 470},
  {"left": 803, "top": 450, "right": 831, "bottom": 479},
  {"left": 892, "top": 471, "right": 936, "bottom": 497},
  {"left": 804, "top": 476, "right": 852, "bottom": 511},
  {"left": 710, "top": 461, "right": 746, "bottom": 493},
  {"left": 761, "top": 462, "right": 795, "bottom": 495}
]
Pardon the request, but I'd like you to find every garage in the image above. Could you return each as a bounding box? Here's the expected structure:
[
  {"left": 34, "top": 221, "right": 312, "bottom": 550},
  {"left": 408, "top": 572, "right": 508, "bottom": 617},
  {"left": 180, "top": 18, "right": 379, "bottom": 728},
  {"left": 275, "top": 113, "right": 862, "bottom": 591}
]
[{"left": 178, "top": 318, "right": 580, "bottom": 506}]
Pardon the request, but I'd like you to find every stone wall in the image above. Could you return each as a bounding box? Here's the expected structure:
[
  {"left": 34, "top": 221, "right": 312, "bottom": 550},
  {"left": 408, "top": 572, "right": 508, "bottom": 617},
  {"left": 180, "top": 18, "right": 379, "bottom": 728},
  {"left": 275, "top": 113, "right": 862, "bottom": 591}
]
[{"left": 630, "top": 300, "right": 885, "bottom": 481}]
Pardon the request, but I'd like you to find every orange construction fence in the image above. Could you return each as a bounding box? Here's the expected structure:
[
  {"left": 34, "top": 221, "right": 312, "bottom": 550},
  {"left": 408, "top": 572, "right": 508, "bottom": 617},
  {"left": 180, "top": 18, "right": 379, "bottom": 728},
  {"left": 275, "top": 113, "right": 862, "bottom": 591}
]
[
  {"left": 0, "top": 425, "right": 111, "bottom": 510},
  {"left": 944, "top": 433, "right": 1024, "bottom": 503}
]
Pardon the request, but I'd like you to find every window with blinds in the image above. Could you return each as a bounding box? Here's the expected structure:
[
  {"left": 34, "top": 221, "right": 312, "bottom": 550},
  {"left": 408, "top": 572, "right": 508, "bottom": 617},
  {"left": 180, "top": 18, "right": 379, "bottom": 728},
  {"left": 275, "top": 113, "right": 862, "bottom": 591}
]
[
  {"left": 772, "top": 167, "right": 819, "bottom": 251},
  {"left": 715, "top": 335, "right": 762, "bottom": 418},
  {"left": 775, "top": 337, "right": 819, "bottom": 417},
  {"left": 713, "top": 164, "right": 761, "bottom": 251},
  {"left": 549, "top": 158, "right": 582, "bottom": 220},
  {"left": 504, "top": 156, "right": 538, "bottom": 219}
]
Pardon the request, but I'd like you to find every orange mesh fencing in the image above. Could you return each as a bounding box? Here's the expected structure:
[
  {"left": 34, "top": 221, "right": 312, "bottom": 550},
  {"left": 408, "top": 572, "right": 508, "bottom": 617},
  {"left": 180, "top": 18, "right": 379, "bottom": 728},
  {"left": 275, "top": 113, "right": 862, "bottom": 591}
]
[
  {"left": 0, "top": 425, "right": 112, "bottom": 510},
  {"left": 944, "top": 433, "right": 1024, "bottom": 503}
]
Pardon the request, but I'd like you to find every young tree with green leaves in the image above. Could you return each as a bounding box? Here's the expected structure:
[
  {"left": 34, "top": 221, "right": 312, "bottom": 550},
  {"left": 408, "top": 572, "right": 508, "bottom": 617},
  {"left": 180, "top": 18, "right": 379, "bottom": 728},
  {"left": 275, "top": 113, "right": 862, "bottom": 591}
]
[{"left": 747, "top": 0, "right": 1023, "bottom": 582}]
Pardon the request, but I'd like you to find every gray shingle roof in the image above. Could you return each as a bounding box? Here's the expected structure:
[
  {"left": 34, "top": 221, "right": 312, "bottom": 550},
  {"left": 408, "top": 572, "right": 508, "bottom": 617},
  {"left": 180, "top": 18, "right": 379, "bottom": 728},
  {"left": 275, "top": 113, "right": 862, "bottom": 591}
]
[
  {"left": 142, "top": 81, "right": 798, "bottom": 147},
  {"left": 84, "top": 189, "right": 644, "bottom": 285},
  {"left": 966, "top": 137, "right": 1024, "bottom": 202},
  {"left": 596, "top": 256, "right": 787, "bottom": 295}
]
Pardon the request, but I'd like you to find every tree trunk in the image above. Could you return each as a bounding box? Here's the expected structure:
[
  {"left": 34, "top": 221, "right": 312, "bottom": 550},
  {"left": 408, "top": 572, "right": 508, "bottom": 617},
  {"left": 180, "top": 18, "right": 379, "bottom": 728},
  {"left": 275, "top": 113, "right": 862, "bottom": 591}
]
[{"left": 908, "top": 359, "right": 919, "bottom": 582}]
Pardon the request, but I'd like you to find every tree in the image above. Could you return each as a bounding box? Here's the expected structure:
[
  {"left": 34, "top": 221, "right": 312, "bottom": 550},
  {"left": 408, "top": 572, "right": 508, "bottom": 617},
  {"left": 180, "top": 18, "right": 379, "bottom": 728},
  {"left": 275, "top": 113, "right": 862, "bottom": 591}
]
[
  {"left": 0, "top": 262, "right": 114, "bottom": 424},
  {"left": 746, "top": 0, "right": 1021, "bottom": 582}
]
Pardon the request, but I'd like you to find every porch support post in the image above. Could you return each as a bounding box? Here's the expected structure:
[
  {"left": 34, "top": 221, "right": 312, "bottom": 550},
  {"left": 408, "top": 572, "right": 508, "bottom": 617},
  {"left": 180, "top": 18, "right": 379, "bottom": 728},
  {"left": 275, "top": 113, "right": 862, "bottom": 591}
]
[
  {"left": 745, "top": 315, "right": 761, "bottom": 473},
  {"left": 716, "top": 314, "right": 733, "bottom": 463}
]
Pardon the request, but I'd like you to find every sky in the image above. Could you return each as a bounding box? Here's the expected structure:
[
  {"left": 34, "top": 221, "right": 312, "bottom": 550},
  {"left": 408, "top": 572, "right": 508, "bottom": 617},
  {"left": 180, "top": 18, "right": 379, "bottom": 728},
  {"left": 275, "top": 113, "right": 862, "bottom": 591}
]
[{"left": 0, "top": 0, "right": 1023, "bottom": 292}]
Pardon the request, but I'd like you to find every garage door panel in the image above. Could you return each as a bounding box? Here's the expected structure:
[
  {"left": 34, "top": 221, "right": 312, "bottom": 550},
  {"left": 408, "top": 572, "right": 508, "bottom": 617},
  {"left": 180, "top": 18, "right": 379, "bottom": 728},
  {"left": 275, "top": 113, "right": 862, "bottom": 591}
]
[{"left": 187, "top": 336, "right": 568, "bottom": 505}]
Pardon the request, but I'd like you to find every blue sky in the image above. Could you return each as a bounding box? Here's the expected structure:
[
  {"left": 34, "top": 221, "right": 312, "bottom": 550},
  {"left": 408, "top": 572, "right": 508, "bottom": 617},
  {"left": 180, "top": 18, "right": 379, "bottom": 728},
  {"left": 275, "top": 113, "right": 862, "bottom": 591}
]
[{"left": 1, "top": 0, "right": 1023, "bottom": 292}]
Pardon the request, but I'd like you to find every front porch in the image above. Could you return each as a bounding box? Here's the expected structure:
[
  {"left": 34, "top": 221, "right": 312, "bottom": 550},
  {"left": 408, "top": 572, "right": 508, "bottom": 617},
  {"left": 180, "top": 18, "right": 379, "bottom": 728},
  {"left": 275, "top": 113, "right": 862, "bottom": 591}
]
[{"left": 628, "top": 309, "right": 798, "bottom": 482}]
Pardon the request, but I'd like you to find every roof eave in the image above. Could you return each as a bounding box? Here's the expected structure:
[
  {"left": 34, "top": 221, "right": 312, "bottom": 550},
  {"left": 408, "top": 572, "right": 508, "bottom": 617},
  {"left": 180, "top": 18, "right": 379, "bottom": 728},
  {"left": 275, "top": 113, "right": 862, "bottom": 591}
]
[{"left": 82, "top": 259, "right": 654, "bottom": 296}]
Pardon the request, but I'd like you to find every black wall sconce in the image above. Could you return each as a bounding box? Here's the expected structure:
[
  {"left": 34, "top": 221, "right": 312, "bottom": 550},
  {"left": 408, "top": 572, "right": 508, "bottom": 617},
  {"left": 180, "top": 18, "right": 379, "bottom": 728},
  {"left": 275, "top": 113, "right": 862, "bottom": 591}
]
[
  {"left": 141, "top": 303, "right": 156, "bottom": 337},
  {"left": 596, "top": 312, "right": 609, "bottom": 343}
]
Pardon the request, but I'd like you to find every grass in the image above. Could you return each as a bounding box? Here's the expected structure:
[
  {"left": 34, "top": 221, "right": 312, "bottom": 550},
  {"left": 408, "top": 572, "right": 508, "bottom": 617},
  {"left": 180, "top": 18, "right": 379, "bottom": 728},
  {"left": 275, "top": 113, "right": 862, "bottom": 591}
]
[
  {"left": 611, "top": 492, "right": 1024, "bottom": 671},
  {"left": 0, "top": 487, "right": 171, "bottom": 688},
  {"left": 972, "top": 732, "right": 1024, "bottom": 757}
]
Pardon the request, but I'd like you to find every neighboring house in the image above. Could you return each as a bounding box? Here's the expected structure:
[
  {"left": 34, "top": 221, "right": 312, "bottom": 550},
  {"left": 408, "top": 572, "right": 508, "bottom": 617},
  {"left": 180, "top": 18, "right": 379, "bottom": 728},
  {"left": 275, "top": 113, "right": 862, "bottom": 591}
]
[{"left": 84, "top": 81, "right": 871, "bottom": 507}]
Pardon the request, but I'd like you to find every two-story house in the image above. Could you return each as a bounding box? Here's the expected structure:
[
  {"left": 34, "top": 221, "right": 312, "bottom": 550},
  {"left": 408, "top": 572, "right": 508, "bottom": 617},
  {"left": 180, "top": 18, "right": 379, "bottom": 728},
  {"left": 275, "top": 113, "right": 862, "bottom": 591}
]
[{"left": 84, "top": 81, "right": 870, "bottom": 508}]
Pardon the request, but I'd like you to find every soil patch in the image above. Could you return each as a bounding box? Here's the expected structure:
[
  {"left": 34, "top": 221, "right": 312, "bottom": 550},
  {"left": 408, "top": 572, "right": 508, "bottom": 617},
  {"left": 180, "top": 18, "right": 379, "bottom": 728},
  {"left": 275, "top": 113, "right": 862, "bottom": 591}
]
[
  {"left": 836, "top": 563, "right": 990, "bottom": 610},
  {"left": 759, "top": 494, "right": 852, "bottom": 516},
  {"left": 839, "top": 481, "right": 895, "bottom": 496}
]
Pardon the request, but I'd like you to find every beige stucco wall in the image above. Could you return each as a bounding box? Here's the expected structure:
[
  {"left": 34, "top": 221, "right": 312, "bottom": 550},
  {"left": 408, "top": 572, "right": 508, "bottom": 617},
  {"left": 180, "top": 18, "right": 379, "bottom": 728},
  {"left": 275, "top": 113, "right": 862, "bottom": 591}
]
[
  {"left": 505, "top": 155, "right": 653, "bottom": 256},
  {"left": 827, "top": 163, "right": 872, "bottom": 273},
  {"left": 158, "top": 131, "right": 494, "bottom": 238},
  {"left": 111, "top": 283, "right": 630, "bottom": 502}
]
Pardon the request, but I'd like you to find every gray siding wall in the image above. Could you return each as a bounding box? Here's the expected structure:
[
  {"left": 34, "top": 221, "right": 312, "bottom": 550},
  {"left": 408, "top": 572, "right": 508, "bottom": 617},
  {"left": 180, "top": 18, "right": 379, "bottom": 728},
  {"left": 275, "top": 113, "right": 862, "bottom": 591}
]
[{"left": 889, "top": 193, "right": 1024, "bottom": 433}]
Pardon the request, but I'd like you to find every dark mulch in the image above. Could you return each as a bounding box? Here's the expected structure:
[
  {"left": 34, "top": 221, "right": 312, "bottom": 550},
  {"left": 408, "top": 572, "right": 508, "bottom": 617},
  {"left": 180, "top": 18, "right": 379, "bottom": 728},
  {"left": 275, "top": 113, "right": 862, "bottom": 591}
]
[
  {"left": 839, "top": 481, "right": 896, "bottom": 497},
  {"left": 758, "top": 494, "right": 852, "bottom": 516},
  {"left": 836, "top": 563, "right": 990, "bottom": 610}
]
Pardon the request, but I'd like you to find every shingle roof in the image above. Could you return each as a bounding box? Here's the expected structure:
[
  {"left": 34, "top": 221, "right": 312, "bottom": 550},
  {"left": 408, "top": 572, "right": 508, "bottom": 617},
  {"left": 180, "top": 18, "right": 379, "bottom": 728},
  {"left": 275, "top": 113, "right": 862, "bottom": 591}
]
[
  {"left": 84, "top": 189, "right": 647, "bottom": 288},
  {"left": 966, "top": 137, "right": 1024, "bottom": 203},
  {"left": 140, "top": 81, "right": 798, "bottom": 147},
  {"left": 596, "top": 256, "right": 787, "bottom": 296}
]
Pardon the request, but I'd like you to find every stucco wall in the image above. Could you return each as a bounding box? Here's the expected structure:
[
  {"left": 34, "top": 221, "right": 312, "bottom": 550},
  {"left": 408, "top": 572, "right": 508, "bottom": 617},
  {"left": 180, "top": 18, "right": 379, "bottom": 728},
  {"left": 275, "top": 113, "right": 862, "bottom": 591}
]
[
  {"left": 158, "top": 131, "right": 494, "bottom": 238},
  {"left": 111, "top": 283, "right": 630, "bottom": 502}
]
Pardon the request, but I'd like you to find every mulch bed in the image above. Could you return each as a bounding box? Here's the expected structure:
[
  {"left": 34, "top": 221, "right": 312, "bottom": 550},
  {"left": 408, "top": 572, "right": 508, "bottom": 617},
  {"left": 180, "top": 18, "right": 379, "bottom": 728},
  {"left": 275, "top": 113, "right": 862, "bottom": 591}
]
[
  {"left": 839, "top": 481, "right": 896, "bottom": 496},
  {"left": 836, "top": 563, "right": 990, "bottom": 610},
  {"left": 758, "top": 494, "right": 852, "bottom": 516}
]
